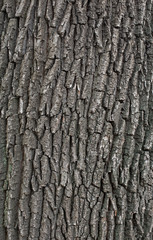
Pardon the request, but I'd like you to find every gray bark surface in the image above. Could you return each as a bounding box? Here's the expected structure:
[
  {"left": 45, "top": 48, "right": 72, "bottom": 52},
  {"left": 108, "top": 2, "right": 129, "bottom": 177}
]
[{"left": 0, "top": 0, "right": 153, "bottom": 239}]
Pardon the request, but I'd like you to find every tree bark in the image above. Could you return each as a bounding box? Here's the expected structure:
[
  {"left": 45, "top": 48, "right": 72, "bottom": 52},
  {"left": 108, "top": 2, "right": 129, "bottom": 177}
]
[{"left": 0, "top": 0, "right": 153, "bottom": 239}]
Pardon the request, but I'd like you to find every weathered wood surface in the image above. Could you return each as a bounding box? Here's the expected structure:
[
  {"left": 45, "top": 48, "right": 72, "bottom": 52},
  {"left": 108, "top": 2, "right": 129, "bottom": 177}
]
[{"left": 0, "top": 0, "right": 153, "bottom": 239}]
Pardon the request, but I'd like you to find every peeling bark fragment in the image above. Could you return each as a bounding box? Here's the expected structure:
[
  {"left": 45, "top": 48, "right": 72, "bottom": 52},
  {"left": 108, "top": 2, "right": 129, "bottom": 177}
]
[
  {"left": 13, "top": 28, "right": 27, "bottom": 62},
  {"left": 24, "top": 0, "right": 36, "bottom": 30},
  {"left": 74, "top": 24, "right": 88, "bottom": 60},
  {"left": 0, "top": 63, "right": 14, "bottom": 112},
  {"left": 45, "top": 31, "right": 61, "bottom": 70},
  {"left": 112, "top": 0, "right": 126, "bottom": 28},
  {"left": 16, "top": 0, "right": 30, "bottom": 17},
  {"left": 29, "top": 189, "right": 43, "bottom": 240},
  {"left": 2, "top": 0, "right": 16, "bottom": 18},
  {"left": 45, "top": 0, "right": 53, "bottom": 23},
  {"left": 40, "top": 130, "right": 52, "bottom": 158},
  {"left": 51, "top": 0, "right": 66, "bottom": 28},
  {"left": 35, "top": 18, "right": 48, "bottom": 63},
  {"left": 51, "top": 112, "right": 62, "bottom": 134},
  {"left": 140, "top": 151, "right": 150, "bottom": 185},
  {"left": 111, "top": 28, "right": 120, "bottom": 62},
  {"left": 75, "top": 0, "right": 88, "bottom": 24},
  {"left": 0, "top": 119, "right": 7, "bottom": 239},
  {"left": 40, "top": 155, "right": 50, "bottom": 186},
  {"left": 65, "top": 59, "right": 80, "bottom": 88},
  {"left": 39, "top": 200, "right": 51, "bottom": 240},
  {"left": 67, "top": 83, "right": 76, "bottom": 109},
  {"left": 23, "top": 130, "right": 37, "bottom": 149},
  {"left": 58, "top": 3, "right": 72, "bottom": 37},
  {"left": 5, "top": 18, "right": 18, "bottom": 60},
  {"left": 118, "top": 54, "right": 135, "bottom": 102}
]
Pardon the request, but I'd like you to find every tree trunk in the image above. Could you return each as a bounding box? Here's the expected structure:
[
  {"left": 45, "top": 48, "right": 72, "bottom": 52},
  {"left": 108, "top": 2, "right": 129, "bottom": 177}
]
[{"left": 0, "top": 0, "right": 153, "bottom": 239}]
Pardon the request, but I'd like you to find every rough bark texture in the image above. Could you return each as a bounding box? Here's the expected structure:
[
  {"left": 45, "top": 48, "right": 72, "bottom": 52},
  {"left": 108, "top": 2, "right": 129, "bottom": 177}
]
[{"left": 0, "top": 0, "right": 153, "bottom": 239}]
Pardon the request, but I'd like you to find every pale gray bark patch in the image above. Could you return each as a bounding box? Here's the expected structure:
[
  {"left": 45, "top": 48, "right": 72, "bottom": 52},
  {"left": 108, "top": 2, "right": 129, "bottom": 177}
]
[{"left": 0, "top": 0, "right": 153, "bottom": 239}]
